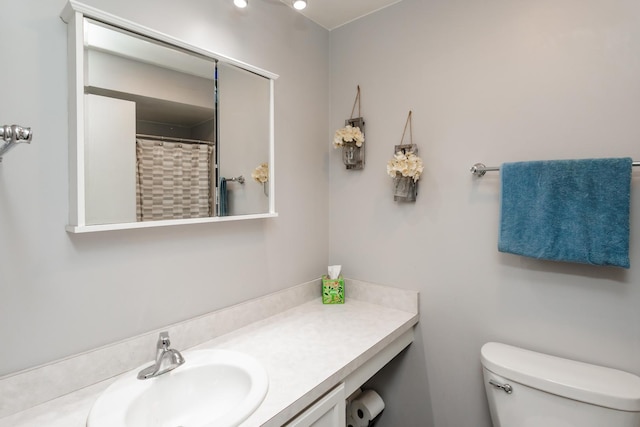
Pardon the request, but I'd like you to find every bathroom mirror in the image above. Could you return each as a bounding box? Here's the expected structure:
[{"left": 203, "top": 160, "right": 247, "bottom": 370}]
[{"left": 62, "top": 1, "right": 277, "bottom": 232}]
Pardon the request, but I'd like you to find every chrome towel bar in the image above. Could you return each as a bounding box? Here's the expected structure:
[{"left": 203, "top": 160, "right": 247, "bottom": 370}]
[
  {"left": 471, "top": 161, "right": 640, "bottom": 177},
  {"left": 223, "top": 176, "right": 245, "bottom": 184}
]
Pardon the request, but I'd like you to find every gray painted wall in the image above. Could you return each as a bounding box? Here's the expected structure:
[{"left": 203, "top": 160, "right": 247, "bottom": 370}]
[
  {"left": 329, "top": 0, "right": 640, "bottom": 426},
  {"left": 0, "top": 0, "right": 330, "bottom": 376},
  {"left": 3, "top": 0, "right": 640, "bottom": 426}
]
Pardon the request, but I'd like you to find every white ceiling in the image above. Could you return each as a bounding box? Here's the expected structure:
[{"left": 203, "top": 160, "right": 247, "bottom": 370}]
[{"left": 280, "top": 0, "right": 404, "bottom": 31}]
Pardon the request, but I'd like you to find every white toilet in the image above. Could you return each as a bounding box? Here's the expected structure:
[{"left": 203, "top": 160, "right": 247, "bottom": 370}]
[{"left": 480, "top": 342, "right": 640, "bottom": 426}]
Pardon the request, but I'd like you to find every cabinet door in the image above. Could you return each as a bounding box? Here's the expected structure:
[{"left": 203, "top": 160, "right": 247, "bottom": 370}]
[
  {"left": 84, "top": 93, "right": 137, "bottom": 225},
  {"left": 286, "top": 383, "right": 346, "bottom": 427}
]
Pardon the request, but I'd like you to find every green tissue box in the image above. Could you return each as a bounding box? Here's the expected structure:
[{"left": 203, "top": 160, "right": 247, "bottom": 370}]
[{"left": 322, "top": 275, "right": 345, "bottom": 304}]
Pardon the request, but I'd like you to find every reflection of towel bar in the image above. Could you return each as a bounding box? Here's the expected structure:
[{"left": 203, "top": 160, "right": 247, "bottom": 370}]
[
  {"left": 223, "top": 176, "right": 245, "bottom": 184},
  {"left": 470, "top": 161, "right": 640, "bottom": 177},
  {"left": 0, "top": 124, "right": 33, "bottom": 163}
]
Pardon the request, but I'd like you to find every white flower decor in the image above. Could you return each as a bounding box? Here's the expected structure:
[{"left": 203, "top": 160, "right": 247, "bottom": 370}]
[
  {"left": 333, "top": 125, "right": 365, "bottom": 148},
  {"left": 387, "top": 151, "right": 424, "bottom": 182},
  {"left": 251, "top": 163, "right": 269, "bottom": 183}
]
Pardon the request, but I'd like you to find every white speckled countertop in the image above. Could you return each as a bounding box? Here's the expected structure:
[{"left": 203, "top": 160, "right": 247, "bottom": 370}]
[{"left": 0, "top": 279, "right": 418, "bottom": 427}]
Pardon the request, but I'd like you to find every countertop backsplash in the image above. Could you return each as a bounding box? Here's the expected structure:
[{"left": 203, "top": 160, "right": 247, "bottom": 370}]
[{"left": 0, "top": 278, "right": 418, "bottom": 425}]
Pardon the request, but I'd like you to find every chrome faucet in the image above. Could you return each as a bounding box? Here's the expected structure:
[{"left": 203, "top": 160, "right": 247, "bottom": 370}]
[{"left": 137, "top": 331, "right": 185, "bottom": 380}]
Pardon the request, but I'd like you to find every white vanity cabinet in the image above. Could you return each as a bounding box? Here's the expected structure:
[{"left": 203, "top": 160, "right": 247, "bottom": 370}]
[
  {"left": 279, "top": 326, "right": 414, "bottom": 427},
  {"left": 285, "top": 384, "right": 346, "bottom": 427}
]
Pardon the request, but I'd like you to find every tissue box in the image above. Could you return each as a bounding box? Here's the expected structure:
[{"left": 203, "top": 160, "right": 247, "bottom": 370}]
[{"left": 322, "top": 275, "right": 345, "bottom": 304}]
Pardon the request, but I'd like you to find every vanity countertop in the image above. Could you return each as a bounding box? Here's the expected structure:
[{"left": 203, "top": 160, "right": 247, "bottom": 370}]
[{"left": 0, "top": 280, "right": 418, "bottom": 427}]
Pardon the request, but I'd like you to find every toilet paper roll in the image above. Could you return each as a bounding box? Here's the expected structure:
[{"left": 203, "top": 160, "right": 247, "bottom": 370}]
[{"left": 350, "top": 389, "right": 384, "bottom": 427}]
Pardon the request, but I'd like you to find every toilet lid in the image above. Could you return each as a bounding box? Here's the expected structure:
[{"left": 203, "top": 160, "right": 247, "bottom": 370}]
[{"left": 481, "top": 342, "right": 640, "bottom": 412}]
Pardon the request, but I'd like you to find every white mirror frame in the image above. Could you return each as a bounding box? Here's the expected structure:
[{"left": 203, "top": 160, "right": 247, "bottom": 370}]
[{"left": 61, "top": 0, "right": 278, "bottom": 233}]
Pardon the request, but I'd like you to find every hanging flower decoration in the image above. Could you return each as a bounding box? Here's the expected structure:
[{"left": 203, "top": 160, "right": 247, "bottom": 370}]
[
  {"left": 387, "top": 151, "right": 424, "bottom": 182},
  {"left": 251, "top": 163, "right": 269, "bottom": 183},
  {"left": 332, "top": 125, "right": 365, "bottom": 148}
]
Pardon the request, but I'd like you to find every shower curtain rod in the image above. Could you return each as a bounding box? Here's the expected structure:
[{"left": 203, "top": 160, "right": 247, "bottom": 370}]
[
  {"left": 136, "top": 133, "right": 213, "bottom": 145},
  {"left": 470, "top": 161, "right": 640, "bottom": 177}
]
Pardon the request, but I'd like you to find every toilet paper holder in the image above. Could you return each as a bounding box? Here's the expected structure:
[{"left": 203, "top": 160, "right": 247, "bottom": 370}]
[{"left": 348, "top": 389, "right": 385, "bottom": 427}]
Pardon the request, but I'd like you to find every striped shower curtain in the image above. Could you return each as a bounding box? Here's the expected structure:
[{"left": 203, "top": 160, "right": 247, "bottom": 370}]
[{"left": 136, "top": 139, "right": 213, "bottom": 221}]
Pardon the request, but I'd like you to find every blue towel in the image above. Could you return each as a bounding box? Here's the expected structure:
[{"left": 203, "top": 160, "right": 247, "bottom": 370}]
[
  {"left": 498, "top": 158, "right": 632, "bottom": 268},
  {"left": 219, "top": 178, "right": 228, "bottom": 216}
]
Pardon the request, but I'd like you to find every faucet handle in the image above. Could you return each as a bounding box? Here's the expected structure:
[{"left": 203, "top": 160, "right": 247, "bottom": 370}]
[{"left": 157, "top": 331, "right": 171, "bottom": 350}]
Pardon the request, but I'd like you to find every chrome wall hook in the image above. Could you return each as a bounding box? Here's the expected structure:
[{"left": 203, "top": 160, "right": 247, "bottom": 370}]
[{"left": 0, "top": 124, "right": 33, "bottom": 163}]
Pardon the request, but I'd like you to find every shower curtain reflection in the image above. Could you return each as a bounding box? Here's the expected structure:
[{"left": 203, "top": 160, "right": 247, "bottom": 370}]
[{"left": 136, "top": 138, "right": 214, "bottom": 221}]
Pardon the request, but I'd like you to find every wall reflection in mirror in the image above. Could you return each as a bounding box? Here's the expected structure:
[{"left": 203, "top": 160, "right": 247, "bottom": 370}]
[{"left": 82, "top": 19, "right": 271, "bottom": 226}]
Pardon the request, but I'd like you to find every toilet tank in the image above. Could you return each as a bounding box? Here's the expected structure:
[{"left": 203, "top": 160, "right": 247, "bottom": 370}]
[{"left": 480, "top": 342, "right": 640, "bottom": 427}]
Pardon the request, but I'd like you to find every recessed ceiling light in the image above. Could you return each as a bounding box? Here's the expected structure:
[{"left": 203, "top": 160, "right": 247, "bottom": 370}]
[
  {"left": 292, "top": 0, "right": 307, "bottom": 10},
  {"left": 234, "top": 0, "right": 248, "bottom": 8}
]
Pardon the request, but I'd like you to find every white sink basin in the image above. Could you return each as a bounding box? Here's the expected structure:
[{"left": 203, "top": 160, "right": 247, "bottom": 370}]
[{"left": 87, "top": 349, "right": 269, "bottom": 427}]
